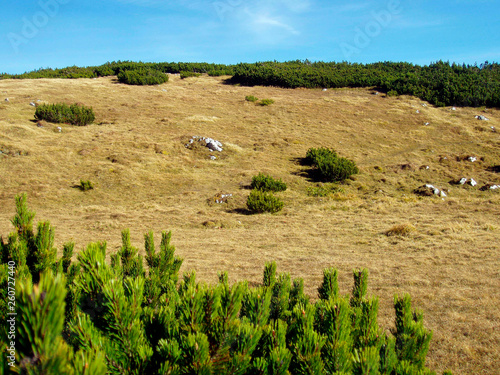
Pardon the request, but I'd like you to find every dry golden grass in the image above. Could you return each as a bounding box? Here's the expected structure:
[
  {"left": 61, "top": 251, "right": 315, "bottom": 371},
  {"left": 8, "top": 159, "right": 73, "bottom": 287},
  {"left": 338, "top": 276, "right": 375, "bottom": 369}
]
[
  {"left": 1, "top": 75, "right": 499, "bottom": 374},
  {"left": 385, "top": 223, "right": 417, "bottom": 237}
]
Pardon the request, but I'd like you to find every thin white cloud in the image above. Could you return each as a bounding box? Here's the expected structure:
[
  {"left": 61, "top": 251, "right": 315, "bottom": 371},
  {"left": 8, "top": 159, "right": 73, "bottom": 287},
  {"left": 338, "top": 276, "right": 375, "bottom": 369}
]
[{"left": 252, "top": 12, "right": 300, "bottom": 35}]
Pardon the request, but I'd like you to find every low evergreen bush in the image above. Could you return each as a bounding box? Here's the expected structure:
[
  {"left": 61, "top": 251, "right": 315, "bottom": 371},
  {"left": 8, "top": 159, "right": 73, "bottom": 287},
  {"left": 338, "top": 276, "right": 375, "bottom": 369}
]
[
  {"left": 34, "top": 103, "right": 95, "bottom": 126},
  {"left": 78, "top": 180, "right": 94, "bottom": 191},
  {"left": 258, "top": 98, "right": 274, "bottom": 106},
  {"left": 245, "top": 95, "right": 258, "bottom": 102},
  {"left": 117, "top": 68, "right": 169, "bottom": 85},
  {"left": 251, "top": 173, "right": 287, "bottom": 192},
  {"left": 0, "top": 195, "right": 448, "bottom": 375},
  {"left": 305, "top": 147, "right": 359, "bottom": 182},
  {"left": 316, "top": 156, "right": 359, "bottom": 182},
  {"left": 247, "top": 189, "right": 284, "bottom": 213},
  {"left": 305, "top": 147, "right": 337, "bottom": 166}
]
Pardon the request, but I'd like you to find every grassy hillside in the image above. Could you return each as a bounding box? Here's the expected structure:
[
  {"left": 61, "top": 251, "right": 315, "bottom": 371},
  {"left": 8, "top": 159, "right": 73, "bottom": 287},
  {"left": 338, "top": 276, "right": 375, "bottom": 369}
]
[{"left": 0, "top": 74, "right": 499, "bottom": 374}]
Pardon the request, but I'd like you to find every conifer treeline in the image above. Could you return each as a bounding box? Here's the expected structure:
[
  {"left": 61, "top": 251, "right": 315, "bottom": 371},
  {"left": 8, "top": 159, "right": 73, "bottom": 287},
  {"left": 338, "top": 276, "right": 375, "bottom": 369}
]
[
  {"left": 1, "top": 60, "right": 499, "bottom": 107},
  {"left": 0, "top": 194, "right": 449, "bottom": 374}
]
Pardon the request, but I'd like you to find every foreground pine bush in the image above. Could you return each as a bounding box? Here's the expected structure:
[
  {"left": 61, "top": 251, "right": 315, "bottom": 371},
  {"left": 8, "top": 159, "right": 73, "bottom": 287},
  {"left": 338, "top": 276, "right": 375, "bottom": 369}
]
[
  {"left": 117, "top": 68, "right": 169, "bottom": 85},
  {"left": 34, "top": 103, "right": 95, "bottom": 126},
  {"left": 0, "top": 195, "right": 449, "bottom": 375}
]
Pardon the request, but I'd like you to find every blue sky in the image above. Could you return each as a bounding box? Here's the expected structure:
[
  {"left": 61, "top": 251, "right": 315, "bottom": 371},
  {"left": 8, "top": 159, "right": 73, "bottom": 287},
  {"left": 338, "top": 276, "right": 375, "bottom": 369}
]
[{"left": 1, "top": 0, "right": 499, "bottom": 74}]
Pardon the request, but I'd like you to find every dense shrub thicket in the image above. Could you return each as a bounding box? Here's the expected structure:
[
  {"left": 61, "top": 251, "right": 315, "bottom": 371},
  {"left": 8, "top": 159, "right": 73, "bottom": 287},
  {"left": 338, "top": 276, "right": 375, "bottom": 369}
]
[
  {"left": 2, "top": 60, "right": 498, "bottom": 107},
  {"left": 34, "top": 103, "right": 95, "bottom": 126},
  {"left": 228, "top": 60, "right": 500, "bottom": 108},
  {"left": 251, "top": 173, "right": 287, "bottom": 192},
  {"left": 0, "top": 195, "right": 450, "bottom": 374},
  {"left": 0, "top": 61, "right": 235, "bottom": 81},
  {"left": 180, "top": 71, "right": 202, "bottom": 79},
  {"left": 306, "top": 147, "right": 359, "bottom": 182},
  {"left": 117, "top": 68, "right": 169, "bottom": 85}
]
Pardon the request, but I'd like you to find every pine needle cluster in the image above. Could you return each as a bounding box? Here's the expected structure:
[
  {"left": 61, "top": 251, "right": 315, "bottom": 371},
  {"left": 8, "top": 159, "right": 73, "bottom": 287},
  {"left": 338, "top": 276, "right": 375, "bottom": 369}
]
[{"left": 0, "top": 195, "right": 446, "bottom": 375}]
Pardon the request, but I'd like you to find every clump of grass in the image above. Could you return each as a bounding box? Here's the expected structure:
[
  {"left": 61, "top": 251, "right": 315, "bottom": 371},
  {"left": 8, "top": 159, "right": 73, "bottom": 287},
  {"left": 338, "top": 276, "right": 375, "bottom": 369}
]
[
  {"left": 306, "top": 183, "right": 344, "bottom": 197},
  {"left": 258, "top": 98, "right": 274, "bottom": 106},
  {"left": 251, "top": 173, "right": 287, "bottom": 192},
  {"left": 385, "top": 223, "right": 416, "bottom": 237},
  {"left": 78, "top": 180, "right": 94, "bottom": 192},
  {"left": 245, "top": 95, "right": 258, "bottom": 102},
  {"left": 247, "top": 189, "right": 283, "bottom": 213}
]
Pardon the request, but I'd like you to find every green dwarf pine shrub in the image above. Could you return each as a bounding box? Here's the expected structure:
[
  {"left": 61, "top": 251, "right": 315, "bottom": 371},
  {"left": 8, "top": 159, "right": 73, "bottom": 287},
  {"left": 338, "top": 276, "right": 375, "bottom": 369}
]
[
  {"left": 119, "top": 228, "right": 145, "bottom": 279},
  {"left": 263, "top": 261, "right": 277, "bottom": 288},
  {"left": 317, "top": 156, "right": 359, "bottom": 182},
  {"left": 208, "top": 70, "right": 228, "bottom": 77},
  {"left": 61, "top": 242, "right": 74, "bottom": 273},
  {"left": 247, "top": 189, "right": 284, "bottom": 214},
  {"left": 0, "top": 195, "right": 448, "bottom": 375},
  {"left": 245, "top": 95, "right": 259, "bottom": 102},
  {"left": 117, "top": 68, "right": 169, "bottom": 85},
  {"left": 269, "top": 272, "right": 292, "bottom": 321},
  {"left": 258, "top": 98, "right": 275, "bottom": 106},
  {"left": 317, "top": 267, "right": 339, "bottom": 300},
  {"left": 14, "top": 271, "right": 107, "bottom": 374},
  {"left": 251, "top": 173, "right": 287, "bottom": 192},
  {"left": 78, "top": 180, "right": 94, "bottom": 191},
  {"left": 315, "top": 296, "right": 355, "bottom": 373},
  {"left": 394, "top": 294, "right": 433, "bottom": 371},
  {"left": 10, "top": 193, "right": 35, "bottom": 240},
  {"left": 305, "top": 147, "right": 337, "bottom": 166},
  {"left": 305, "top": 147, "right": 359, "bottom": 182},
  {"left": 35, "top": 103, "right": 95, "bottom": 126},
  {"left": 290, "top": 277, "right": 310, "bottom": 308}
]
